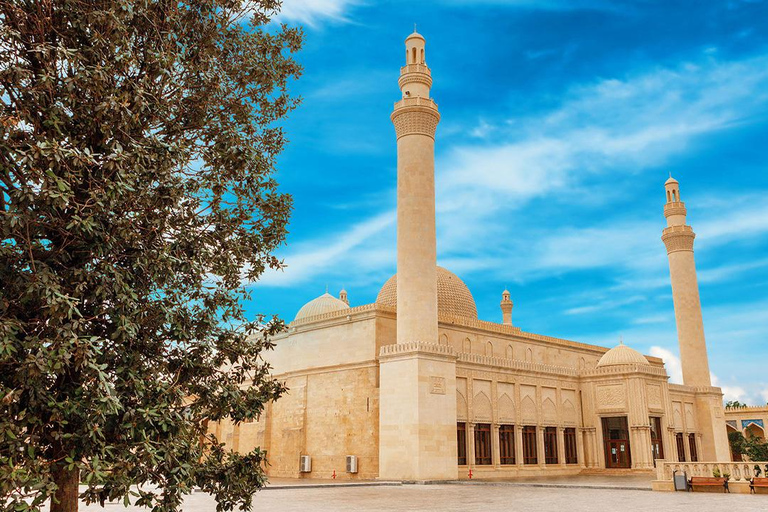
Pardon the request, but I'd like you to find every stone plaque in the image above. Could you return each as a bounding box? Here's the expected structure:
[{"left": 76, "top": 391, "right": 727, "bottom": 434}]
[{"left": 430, "top": 376, "right": 446, "bottom": 395}]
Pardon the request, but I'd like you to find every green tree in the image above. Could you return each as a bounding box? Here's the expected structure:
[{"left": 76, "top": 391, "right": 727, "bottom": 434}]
[
  {"left": 729, "top": 430, "right": 768, "bottom": 463},
  {"left": 0, "top": 1, "right": 301, "bottom": 511},
  {"left": 725, "top": 400, "right": 747, "bottom": 408}
]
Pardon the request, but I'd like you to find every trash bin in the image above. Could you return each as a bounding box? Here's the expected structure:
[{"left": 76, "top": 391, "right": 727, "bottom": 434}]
[{"left": 673, "top": 470, "right": 688, "bottom": 491}]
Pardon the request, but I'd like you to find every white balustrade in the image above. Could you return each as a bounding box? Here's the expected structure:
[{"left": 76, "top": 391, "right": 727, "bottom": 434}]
[{"left": 657, "top": 460, "right": 768, "bottom": 481}]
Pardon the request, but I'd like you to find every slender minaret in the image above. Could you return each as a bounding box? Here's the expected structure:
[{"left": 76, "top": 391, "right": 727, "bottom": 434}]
[
  {"left": 392, "top": 30, "right": 440, "bottom": 345},
  {"left": 500, "top": 289, "right": 513, "bottom": 325},
  {"left": 661, "top": 176, "right": 710, "bottom": 387},
  {"left": 379, "top": 31, "right": 457, "bottom": 482},
  {"left": 661, "top": 176, "right": 730, "bottom": 461}
]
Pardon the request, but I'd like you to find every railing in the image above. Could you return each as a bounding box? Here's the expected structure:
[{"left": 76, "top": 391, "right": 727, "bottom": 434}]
[{"left": 656, "top": 461, "right": 768, "bottom": 481}]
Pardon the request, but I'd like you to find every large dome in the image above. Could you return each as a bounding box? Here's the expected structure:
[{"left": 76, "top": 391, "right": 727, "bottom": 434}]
[
  {"left": 294, "top": 293, "right": 349, "bottom": 322},
  {"left": 596, "top": 342, "right": 650, "bottom": 368},
  {"left": 376, "top": 266, "right": 478, "bottom": 319}
]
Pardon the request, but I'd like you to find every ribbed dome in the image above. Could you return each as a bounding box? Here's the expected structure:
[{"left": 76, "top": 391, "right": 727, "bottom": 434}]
[
  {"left": 376, "top": 266, "right": 478, "bottom": 319},
  {"left": 294, "top": 293, "right": 350, "bottom": 322},
  {"left": 597, "top": 343, "right": 650, "bottom": 368}
]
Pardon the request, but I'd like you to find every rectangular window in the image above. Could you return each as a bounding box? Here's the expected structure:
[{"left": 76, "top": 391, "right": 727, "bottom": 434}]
[
  {"left": 457, "top": 422, "right": 467, "bottom": 465},
  {"left": 544, "top": 427, "right": 558, "bottom": 464},
  {"left": 649, "top": 417, "right": 664, "bottom": 461},
  {"left": 688, "top": 433, "right": 698, "bottom": 462},
  {"left": 564, "top": 427, "right": 578, "bottom": 464},
  {"left": 676, "top": 433, "right": 686, "bottom": 462},
  {"left": 499, "top": 425, "right": 515, "bottom": 465},
  {"left": 522, "top": 426, "right": 537, "bottom": 465},
  {"left": 474, "top": 423, "right": 492, "bottom": 465}
]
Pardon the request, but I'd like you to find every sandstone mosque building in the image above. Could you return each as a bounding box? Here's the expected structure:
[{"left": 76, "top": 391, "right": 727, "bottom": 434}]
[{"left": 211, "top": 31, "right": 736, "bottom": 481}]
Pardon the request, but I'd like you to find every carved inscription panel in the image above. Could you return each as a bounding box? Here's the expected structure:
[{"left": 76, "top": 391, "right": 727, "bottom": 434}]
[{"left": 596, "top": 384, "right": 627, "bottom": 410}]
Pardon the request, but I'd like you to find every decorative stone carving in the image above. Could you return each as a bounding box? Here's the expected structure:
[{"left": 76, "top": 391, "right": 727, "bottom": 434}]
[
  {"left": 673, "top": 402, "right": 683, "bottom": 429},
  {"left": 562, "top": 399, "right": 577, "bottom": 425},
  {"left": 430, "top": 376, "right": 446, "bottom": 395},
  {"left": 473, "top": 391, "right": 492, "bottom": 422},
  {"left": 521, "top": 395, "right": 537, "bottom": 423},
  {"left": 456, "top": 390, "right": 468, "bottom": 421},
  {"left": 498, "top": 393, "right": 515, "bottom": 422},
  {"left": 391, "top": 98, "right": 440, "bottom": 140},
  {"left": 542, "top": 398, "right": 557, "bottom": 425},
  {"left": 647, "top": 384, "right": 662, "bottom": 409},
  {"left": 596, "top": 384, "right": 626, "bottom": 409},
  {"left": 662, "top": 225, "right": 695, "bottom": 253}
]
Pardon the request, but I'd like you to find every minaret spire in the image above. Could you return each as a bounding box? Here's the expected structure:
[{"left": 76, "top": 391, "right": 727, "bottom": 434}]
[
  {"left": 661, "top": 175, "right": 730, "bottom": 462},
  {"left": 661, "top": 175, "right": 709, "bottom": 386},
  {"left": 391, "top": 30, "right": 440, "bottom": 344}
]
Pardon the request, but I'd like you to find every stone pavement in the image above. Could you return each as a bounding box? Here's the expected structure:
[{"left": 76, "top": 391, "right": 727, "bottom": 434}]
[{"left": 70, "top": 481, "right": 766, "bottom": 512}]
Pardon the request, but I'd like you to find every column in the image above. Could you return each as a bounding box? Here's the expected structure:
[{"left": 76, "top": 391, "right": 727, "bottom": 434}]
[
  {"left": 558, "top": 427, "right": 566, "bottom": 467},
  {"left": 537, "top": 427, "right": 546, "bottom": 469}
]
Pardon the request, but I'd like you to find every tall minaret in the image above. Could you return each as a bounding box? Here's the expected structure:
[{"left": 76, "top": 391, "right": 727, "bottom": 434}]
[
  {"left": 661, "top": 176, "right": 711, "bottom": 387},
  {"left": 392, "top": 30, "right": 440, "bottom": 345},
  {"left": 379, "top": 31, "right": 457, "bottom": 482},
  {"left": 661, "top": 176, "right": 730, "bottom": 461}
]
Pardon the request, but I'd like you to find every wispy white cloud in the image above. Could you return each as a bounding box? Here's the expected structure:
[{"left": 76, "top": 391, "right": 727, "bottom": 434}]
[
  {"left": 712, "top": 373, "right": 747, "bottom": 404},
  {"left": 649, "top": 346, "right": 683, "bottom": 384},
  {"left": 263, "top": 52, "right": 768, "bottom": 290},
  {"left": 438, "top": 53, "right": 768, "bottom": 230},
  {"left": 273, "top": 0, "right": 358, "bottom": 26},
  {"left": 256, "top": 210, "right": 395, "bottom": 287}
]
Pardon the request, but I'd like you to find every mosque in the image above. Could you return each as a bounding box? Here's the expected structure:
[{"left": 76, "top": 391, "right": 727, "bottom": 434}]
[{"left": 210, "top": 31, "right": 738, "bottom": 481}]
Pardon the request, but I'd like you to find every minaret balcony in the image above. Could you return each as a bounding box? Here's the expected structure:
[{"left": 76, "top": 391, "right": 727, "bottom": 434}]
[
  {"left": 400, "top": 63, "right": 431, "bottom": 75},
  {"left": 663, "top": 201, "right": 687, "bottom": 218},
  {"left": 393, "top": 96, "right": 439, "bottom": 111}
]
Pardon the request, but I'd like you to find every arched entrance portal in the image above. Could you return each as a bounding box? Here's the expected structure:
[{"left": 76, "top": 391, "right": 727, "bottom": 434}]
[{"left": 602, "top": 417, "right": 631, "bottom": 469}]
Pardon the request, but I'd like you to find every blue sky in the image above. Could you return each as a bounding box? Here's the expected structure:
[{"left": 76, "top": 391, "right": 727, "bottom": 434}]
[{"left": 246, "top": 0, "right": 768, "bottom": 404}]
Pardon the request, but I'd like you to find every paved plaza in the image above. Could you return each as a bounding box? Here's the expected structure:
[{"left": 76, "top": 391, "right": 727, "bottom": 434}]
[{"left": 67, "top": 482, "right": 767, "bottom": 512}]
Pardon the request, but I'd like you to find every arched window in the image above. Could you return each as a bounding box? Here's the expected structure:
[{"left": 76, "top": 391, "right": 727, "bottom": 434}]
[
  {"left": 421, "top": 49, "right": 425, "bottom": 63},
  {"left": 667, "top": 191, "right": 671, "bottom": 202},
  {"left": 405, "top": 49, "right": 409, "bottom": 63},
  {"left": 412, "top": 47, "right": 416, "bottom": 64},
  {"left": 526, "top": 348, "right": 533, "bottom": 362},
  {"left": 672, "top": 190, "right": 677, "bottom": 202}
]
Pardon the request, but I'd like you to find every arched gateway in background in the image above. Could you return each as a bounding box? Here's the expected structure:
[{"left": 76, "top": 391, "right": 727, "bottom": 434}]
[{"left": 209, "top": 31, "right": 731, "bottom": 481}]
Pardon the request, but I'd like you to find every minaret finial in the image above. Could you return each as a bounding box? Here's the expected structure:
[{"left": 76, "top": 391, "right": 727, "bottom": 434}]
[
  {"left": 619, "top": 335, "right": 623, "bottom": 345},
  {"left": 414, "top": 22, "right": 417, "bottom": 33}
]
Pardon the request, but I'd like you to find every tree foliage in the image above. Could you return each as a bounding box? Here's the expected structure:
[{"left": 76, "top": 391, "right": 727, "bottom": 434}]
[
  {"left": 0, "top": 1, "right": 301, "bottom": 511},
  {"left": 725, "top": 400, "right": 747, "bottom": 408},
  {"left": 728, "top": 431, "right": 768, "bottom": 463}
]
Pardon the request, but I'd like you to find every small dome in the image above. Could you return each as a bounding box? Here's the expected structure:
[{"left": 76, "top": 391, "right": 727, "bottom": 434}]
[
  {"left": 597, "top": 343, "right": 650, "bottom": 368},
  {"left": 665, "top": 176, "right": 679, "bottom": 185},
  {"left": 376, "top": 266, "right": 478, "bottom": 319},
  {"left": 294, "top": 292, "right": 350, "bottom": 322},
  {"left": 406, "top": 31, "right": 425, "bottom": 42}
]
